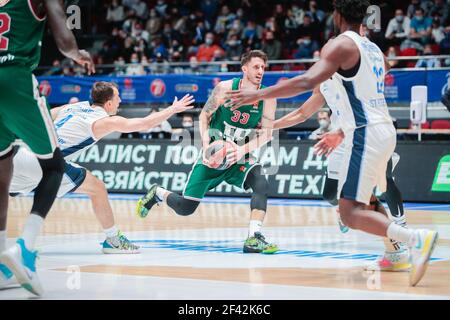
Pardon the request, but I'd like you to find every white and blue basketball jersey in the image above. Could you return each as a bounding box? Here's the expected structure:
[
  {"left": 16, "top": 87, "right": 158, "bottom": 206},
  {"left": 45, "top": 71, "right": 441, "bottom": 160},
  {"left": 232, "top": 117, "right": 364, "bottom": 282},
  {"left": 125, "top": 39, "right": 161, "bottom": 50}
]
[
  {"left": 333, "top": 31, "right": 393, "bottom": 134},
  {"left": 319, "top": 76, "right": 345, "bottom": 128},
  {"left": 53, "top": 101, "right": 109, "bottom": 161}
]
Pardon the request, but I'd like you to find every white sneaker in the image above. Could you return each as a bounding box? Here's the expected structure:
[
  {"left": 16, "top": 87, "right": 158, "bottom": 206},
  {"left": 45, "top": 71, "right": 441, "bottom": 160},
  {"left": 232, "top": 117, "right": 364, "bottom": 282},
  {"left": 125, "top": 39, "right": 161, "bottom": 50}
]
[
  {"left": 102, "top": 232, "right": 140, "bottom": 254},
  {"left": 0, "top": 238, "right": 43, "bottom": 296},
  {"left": 409, "top": 229, "right": 439, "bottom": 287},
  {"left": 0, "top": 262, "right": 17, "bottom": 289},
  {"left": 365, "top": 249, "right": 411, "bottom": 272}
]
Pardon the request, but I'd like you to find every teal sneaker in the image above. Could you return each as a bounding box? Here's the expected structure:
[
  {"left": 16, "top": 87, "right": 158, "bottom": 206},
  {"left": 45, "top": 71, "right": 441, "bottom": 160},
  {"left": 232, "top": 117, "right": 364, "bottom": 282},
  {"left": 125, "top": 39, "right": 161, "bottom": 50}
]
[
  {"left": 0, "top": 238, "right": 43, "bottom": 296},
  {"left": 102, "top": 232, "right": 140, "bottom": 254},
  {"left": 136, "top": 184, "right": 161, "bottom": 218},
  {"left": 243, "top": 232, "right": 279, "bottom": 254}
]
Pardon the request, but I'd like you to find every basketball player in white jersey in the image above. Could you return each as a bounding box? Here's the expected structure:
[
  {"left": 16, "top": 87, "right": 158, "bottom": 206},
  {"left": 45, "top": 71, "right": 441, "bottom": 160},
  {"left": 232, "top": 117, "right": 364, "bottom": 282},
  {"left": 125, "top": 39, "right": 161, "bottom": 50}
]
[
  {"left": 1, "top": 82, "right": 194, "bottom": 288},
  {"left": 274, "top": 78, "right": 410, "bottom": 272},
  {"left": 226, "top": 0, "right": 438, "bottom": 286}
]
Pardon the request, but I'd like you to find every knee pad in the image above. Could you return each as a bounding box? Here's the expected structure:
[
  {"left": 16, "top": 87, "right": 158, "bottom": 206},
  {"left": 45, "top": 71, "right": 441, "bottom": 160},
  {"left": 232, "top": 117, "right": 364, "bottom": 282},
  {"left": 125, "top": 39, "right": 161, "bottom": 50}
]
[
  {"left": 167, "top": 193, "right": 200, "bottom": 216},
  {"left": 38, "top": 148, "right": 65, "bottom": 175},
  {"left": 322, "top": 178, "right": 338, "bottom": 206}
]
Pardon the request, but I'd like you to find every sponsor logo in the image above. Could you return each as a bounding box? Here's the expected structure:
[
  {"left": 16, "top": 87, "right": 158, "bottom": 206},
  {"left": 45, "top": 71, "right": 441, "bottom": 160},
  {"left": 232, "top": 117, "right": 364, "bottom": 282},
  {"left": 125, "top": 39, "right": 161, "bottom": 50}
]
[
  {"left": 39, "top": 80, "right": 52, "bottom": 96},
  {"left": 61, "top": 84, "right": 81, "bottom": 94},
  {"left": 124, "top": 78, "right": 133, "bottom": 89},
  {"left": 441, "top": 72, "right": 450, "bottom": 96},
  {"left": 385, "top": 73, "right": 395, "bottom": 86},
  {"left": 432, "top": 155, "right": 450, "bottom": 192},
  {"left": 150, "top": 79, "right": 166, "bottom": 97},
  {"left": 175, "top": 83, "right": 199, "bottom": 93}
]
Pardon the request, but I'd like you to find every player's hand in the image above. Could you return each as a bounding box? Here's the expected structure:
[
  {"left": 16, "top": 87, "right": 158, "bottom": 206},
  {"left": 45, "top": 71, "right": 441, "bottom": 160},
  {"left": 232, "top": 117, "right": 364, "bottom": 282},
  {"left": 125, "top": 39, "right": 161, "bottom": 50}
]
[
  {"left": 74, "top": 49, "right": 95, "bottom": 75},
  {"left": 170, "top": 94, "right": 195, "bottom": 113},
  {"left": 313, "top": 130, "right": 344, "bottom": 157},
  {"left": 224, "top": 89, "right": 261, "bottom": 111},
  {"left": 226, "top": 144, "right": 245, "bottom": 166}
]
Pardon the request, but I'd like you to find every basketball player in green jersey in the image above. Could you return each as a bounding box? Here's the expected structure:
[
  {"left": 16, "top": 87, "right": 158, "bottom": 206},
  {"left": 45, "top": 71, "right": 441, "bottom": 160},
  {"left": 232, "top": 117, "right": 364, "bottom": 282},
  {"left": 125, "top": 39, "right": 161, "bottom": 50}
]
[
  {"left": 0, "top": 0, "right": 94, "bottom": 296},
  {"left": 136, "top": 50, "right": 279, "bottom": 254}
]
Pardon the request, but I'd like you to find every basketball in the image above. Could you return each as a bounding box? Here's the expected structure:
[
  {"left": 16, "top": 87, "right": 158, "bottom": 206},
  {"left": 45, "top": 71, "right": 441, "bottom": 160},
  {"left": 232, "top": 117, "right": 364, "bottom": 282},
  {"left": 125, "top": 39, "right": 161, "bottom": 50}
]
[{"left": 204, "top": 140, "right": 237, "bottom": 170}]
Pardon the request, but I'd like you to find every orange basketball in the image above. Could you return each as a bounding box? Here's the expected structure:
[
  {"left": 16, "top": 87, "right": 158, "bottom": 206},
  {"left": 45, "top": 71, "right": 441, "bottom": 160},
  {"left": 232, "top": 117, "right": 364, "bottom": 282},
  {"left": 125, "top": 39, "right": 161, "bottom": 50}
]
[{"left": 204, "top": 140, "right": 237, "bottom": 170}]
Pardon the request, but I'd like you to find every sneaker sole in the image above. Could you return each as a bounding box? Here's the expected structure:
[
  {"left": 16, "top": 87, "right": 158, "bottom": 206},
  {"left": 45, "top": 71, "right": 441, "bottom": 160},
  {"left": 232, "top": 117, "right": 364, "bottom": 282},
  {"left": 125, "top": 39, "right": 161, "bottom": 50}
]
[
  {"left": 136, "top": 185, "right": 158, "bottom": 219},
  {"left": 102, "top": 248, "right": 141, "bottom": 254},
  {"left": 0, "top": 250, "right": 42, "bottom": 296},
  {"left": 364, "top": 263, "right": 411, "bottom": 272},
  {"left": 410, "top": 231, "right": 439, "bottom": 287}
]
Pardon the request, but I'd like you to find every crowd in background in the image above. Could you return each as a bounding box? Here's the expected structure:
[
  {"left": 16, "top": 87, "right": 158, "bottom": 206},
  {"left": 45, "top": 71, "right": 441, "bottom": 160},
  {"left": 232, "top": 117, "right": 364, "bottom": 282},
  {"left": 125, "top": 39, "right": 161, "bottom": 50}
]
[{"left": 43, "top": 0, "right": 450, "bottom": 76}]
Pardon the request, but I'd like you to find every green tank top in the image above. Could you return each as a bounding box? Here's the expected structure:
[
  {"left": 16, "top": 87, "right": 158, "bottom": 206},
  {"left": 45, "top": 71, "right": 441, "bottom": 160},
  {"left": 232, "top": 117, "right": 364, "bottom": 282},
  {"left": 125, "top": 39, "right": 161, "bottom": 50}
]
[
  {"left": 209, "top": 78, "right": 265, "bottom": 145},
  {"left": 0, "top": 0, "right": 46, "bottom": 71}
]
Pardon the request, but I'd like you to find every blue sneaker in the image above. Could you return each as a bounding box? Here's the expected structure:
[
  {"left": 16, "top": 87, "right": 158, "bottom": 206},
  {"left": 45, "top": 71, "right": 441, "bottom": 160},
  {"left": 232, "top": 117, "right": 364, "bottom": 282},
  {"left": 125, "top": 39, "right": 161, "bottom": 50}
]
[
  {"left": 102, "top": 232, "right": 140, "bottom": 254},
  {"left": 0, "top": 238, "right": 43, "bottom": 296}
]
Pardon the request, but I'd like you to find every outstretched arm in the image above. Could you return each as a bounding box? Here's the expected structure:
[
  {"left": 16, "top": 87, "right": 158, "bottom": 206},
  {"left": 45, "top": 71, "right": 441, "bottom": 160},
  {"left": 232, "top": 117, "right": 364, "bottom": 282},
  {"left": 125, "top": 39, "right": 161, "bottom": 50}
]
[
  {"left": 226, "top": 37, "right": 358, "bottom": 108},
  {"left": 91, "top": 94, "right": 195, "bottom": 139},
  {"left": 274, "top": 87, "right": 325, "bottom": 129},
  {"left": 44, "top": 0, "right": 95, "bottom": 74}
]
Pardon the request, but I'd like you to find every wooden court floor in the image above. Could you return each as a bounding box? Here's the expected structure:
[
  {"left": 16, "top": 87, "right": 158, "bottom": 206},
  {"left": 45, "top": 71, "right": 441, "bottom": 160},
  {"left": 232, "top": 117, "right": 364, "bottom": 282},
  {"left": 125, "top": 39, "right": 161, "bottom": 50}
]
[{"left": 2, "top": 195, "right": 450, "bottom": 300}]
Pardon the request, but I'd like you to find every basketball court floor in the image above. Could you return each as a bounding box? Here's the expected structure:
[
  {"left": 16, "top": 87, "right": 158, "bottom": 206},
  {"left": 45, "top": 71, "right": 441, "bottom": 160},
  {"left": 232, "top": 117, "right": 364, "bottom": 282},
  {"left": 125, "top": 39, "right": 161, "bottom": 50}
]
[{"left": 1, "top": 194, "right": 449, "bottom": 300}]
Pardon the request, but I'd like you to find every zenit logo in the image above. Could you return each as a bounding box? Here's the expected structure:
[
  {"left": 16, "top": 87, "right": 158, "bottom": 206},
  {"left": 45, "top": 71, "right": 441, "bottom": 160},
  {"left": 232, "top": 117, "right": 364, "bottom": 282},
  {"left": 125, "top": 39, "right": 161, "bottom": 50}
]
[{"left": 432, "top": 155, "right": 450, "bottom": 192}]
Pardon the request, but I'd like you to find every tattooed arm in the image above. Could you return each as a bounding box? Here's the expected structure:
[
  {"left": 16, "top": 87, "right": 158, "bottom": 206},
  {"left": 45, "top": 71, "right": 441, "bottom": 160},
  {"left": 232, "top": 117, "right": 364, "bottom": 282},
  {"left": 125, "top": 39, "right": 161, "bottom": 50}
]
[{"left": 199, "top": 81, "right": 229, "bottom": 150}]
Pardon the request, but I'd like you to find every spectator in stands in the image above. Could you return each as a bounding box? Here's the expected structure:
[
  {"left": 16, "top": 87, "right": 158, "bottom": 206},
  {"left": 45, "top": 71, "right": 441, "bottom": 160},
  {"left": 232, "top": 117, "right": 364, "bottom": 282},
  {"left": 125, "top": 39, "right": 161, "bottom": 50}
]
[
  {"left": 429, "top": 0, "right": 449, "bottom": 25},
  {"left": 150, "top": 52, "right": 170, "bottom": 74},
  {"left": 214, "top": 5, "right": 235, "bottom": 35},
  {"left": 284, "top": 8, "right": 299, "bottom": 47},
  {"left": 149, "top": 35, "right": 168, "bottom": 59},
  {"left": 261, "top": 31, "right": 282, "bottom": 60},
  {"left": 407, "top": 0, "right": 425, "bottom": 18},
  {"left": 431, "top": 17, "right": 446, "bottom": 44},
  {"left": 415, "top": 44, "right": 441, "bottom": 67},
  {"left": 113, "top": 56, "right": 126, "bottom": 76},
  {"left": 306, "top": 0, "right": 326, "bottom": 23},
  {"left": 385, "top": 9, "right": 411, "bottom": 46},
  {"left": 126, "top": 53, "right": 146, "bottom": 75},
  {"left": 291, "top": 2, "right": 305, "bottom": 26},
  {"left": 132, "top": 22, "right": 149, "bottom": 43},
  {"left": 386, "top": 46, "right": 400, "bottom": 68},
  {"left": 201, "top": 0, "right": 220, "bottom": 26},
  {"left": 146, "top": 9, "right": 162, "bottom": 36},
  {"left": 182, "top": 114, "right": 194, "bottom": 129},
  {"left": 107, "top": 0, "right": 125, "bottom": 29},
  {"left": 225, "top": 34, "right": 243, "bottom": 61},
  {"left": 122, "top": 8, "right": 138, "bottom": 34},
  {"left": 155, "top": 0, "right": 168, "bottom": 18},
  {"left": 297, "top": 14, "right": 320, "bottom": 46},
  {"left": 132, "top": 0, "right": 148, "bottom": 21},
  {"left": 44, "top": 59, "right": 62, "bottom": 75},
  {"left": 187, "top": 56, "right": 202, "bottom": 74},
  {"left": 294, "top": 36, "right": 319, "bottom": 59},
  {"left": 410, "top": 8, "right": 433, "bottom": 45},
  {"left": 205, "top": 49, "right": 225, "bottom": 73},
  {"left": 196, "top": 33, "right": 225, "bottom": 62},
  {"left": 242, "top": 20, "right": 263, "bottom": 43},
  {"left": 121, "top": 36, "right": 135, "bottom": 61},
  {"left": 308, "top": 109, "right": 332, "bottom": 140}
]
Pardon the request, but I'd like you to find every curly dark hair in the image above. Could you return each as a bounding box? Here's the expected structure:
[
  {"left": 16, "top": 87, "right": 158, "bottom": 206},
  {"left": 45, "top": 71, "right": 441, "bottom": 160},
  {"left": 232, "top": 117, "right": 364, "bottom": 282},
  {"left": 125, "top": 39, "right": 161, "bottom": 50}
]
[{"left": 333, "top": 0, "right": 371, "bottom": 24}]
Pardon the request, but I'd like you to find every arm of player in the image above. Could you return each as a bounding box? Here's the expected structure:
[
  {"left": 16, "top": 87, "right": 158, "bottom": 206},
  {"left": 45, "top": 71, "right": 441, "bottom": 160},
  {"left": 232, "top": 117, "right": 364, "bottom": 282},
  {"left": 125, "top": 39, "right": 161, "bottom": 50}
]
[
  {"left": 227, "top": 99, "right": 277, "bottom": 165},
  {"left": 274, "top": 87, "right": 325, "bottom": 129},
  {"left": 44, "top": 0, "right": 95, "bottom": 74},
  {"left": 91, "top": 94, "right": 195, "bottom": 139},
  {"left": 225, "top": 38, "right": 356, "bottom": 109}
]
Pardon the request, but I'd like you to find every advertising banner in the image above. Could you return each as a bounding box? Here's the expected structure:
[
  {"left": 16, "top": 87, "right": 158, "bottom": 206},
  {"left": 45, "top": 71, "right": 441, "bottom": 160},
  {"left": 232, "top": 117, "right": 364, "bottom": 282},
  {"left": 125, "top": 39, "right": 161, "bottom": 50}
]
[{"left": 73, "top": 140, "right": 450, "bottom": 203}]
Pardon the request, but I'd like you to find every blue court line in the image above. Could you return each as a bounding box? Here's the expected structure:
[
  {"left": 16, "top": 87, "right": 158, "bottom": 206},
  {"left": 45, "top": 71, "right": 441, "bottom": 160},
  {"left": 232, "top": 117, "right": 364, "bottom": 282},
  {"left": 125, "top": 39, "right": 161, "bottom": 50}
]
[
  {"left": 16, "top": 193, "right": 450, "bottom": 211},
  {"left": 125, "top": 239, "right": 443, "bottom": 262}
]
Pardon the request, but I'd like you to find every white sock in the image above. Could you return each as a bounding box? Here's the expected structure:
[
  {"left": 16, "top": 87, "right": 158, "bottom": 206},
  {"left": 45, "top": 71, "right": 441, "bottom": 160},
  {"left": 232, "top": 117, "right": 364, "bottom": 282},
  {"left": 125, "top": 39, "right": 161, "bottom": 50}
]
[
  {"left": 156, "top": 187, "right": 167, "bottom": 201},
  {"left": 104, "top": 225, "right": 119, "bottom": 238},
  {"left": 0, "top": 230, "right": 6, "bottom": 252},
  {"left": 21, "top": 214, "right": 44, "bottom": 251},
  {"left": 248, "top": 220, "right": 262, "bottom": 236},
  {"left": 387, "top": 222, "right": 415, "bottom": 246}
]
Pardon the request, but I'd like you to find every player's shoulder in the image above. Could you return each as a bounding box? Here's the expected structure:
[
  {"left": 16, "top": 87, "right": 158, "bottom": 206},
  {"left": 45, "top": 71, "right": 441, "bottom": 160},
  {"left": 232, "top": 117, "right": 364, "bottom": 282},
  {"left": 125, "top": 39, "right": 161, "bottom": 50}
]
[
  {"left": 216, "top": 79, "right": 233, "bottom": 90},
  {"left": 321, "top": 35, "right": 358, "bottom": 58}
]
